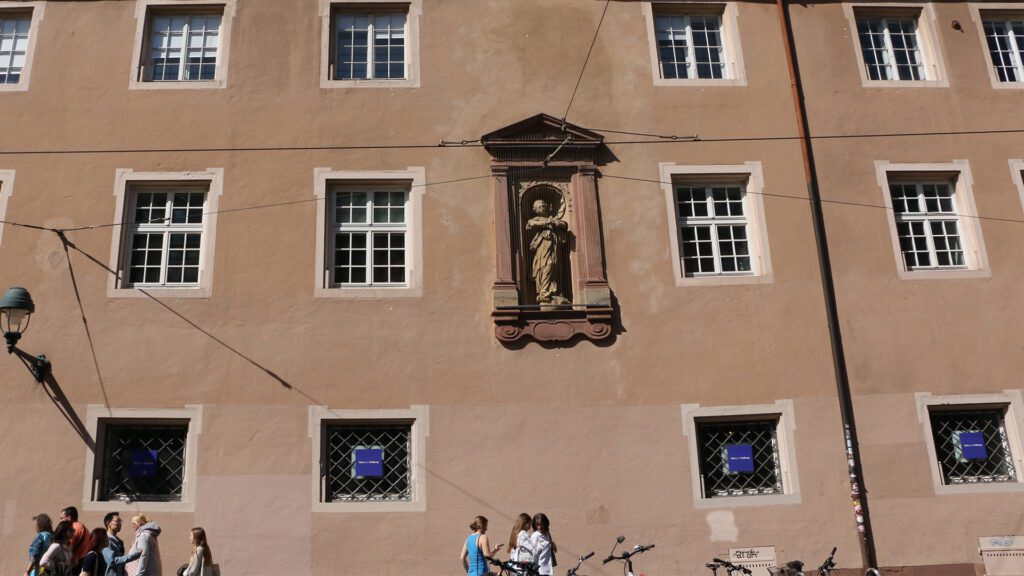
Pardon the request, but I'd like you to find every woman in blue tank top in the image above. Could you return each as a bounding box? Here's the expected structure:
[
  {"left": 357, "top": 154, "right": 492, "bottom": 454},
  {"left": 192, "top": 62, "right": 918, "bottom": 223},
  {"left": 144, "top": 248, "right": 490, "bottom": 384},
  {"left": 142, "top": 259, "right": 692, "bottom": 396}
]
[{"left": 460, "top": 515, "right": 503, "bottom": 576}]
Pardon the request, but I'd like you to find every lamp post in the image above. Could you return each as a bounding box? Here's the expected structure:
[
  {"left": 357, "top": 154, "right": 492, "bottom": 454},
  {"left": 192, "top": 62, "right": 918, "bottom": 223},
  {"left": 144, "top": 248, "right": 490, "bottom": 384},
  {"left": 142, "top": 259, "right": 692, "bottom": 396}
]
[{"left": 0, "top": 286, "right": 50, "bottom": 382}]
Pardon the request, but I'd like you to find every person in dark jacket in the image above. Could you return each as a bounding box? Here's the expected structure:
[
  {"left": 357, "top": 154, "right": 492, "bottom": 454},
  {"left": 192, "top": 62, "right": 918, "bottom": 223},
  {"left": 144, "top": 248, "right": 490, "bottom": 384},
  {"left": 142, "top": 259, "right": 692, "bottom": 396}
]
[{"left": 102, "top": 512, "right": 140, "bottom": 576}]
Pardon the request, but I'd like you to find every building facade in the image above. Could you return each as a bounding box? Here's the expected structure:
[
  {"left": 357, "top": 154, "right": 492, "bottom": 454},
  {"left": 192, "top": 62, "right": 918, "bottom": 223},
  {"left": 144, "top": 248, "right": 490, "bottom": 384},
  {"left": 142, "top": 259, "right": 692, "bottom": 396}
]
[{"left": 0, "top": 0, "right": 1022, "bottom": 574}]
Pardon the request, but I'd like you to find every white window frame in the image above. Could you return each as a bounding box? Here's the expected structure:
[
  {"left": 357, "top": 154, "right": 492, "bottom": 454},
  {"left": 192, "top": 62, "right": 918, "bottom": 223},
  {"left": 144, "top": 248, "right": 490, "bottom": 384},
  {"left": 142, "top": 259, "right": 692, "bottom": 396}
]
[
  {"left": 681, "top": 401, "right": 801, "bottom": 508},
  {"left": 313, "top": 167, "right": 424, "bottom": 298},
  {"left": 107, "top": 169, "right": 224, "bottom": 298},
  {"left": 642, "top": 1, "right": 746, "bottom": 86},
  {"left": 660, "top": 162, "right": 771, "bottom": 286},
  {"left": 0, "top": 2, "right": 44, "bottom": 93},
  {"left": 875, "top": 161, "right": 989, "bottom": 280},
  {"left": 319, "top": 0, "right": 421, "bottom": 89},
  {"left": 128, "top": 0, "right": 236, "bottom": 90},
  {"left": 843, "top": 3, "right": 948, "bottom": 88},
  {"left": 916, "top": 391, "right": 1024, "bottom": 495},
  {"left": 81, "top": 404, "right": 203, "bottom": 513},
  {"left": 0, "top": 169, "right": 14, "bottom": 249},
  {"left": 308, "top": 405, "right": 428, "bottom": 513},
  {"left": 328, "top": 185, "right": 409, "bottom": 288},
  {"left": 970, "top": 4, "right": 1024, "bottom": 90}
]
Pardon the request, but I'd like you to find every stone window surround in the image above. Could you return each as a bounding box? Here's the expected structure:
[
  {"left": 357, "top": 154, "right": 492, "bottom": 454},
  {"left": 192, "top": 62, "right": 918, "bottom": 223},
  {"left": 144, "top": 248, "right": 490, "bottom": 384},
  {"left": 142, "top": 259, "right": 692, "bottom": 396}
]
[
  {"left": 0, "top": 1, "right": 44, "bottom": 92},
  {"left": 681, "top": 400, "right": 801, "bottom": 508},
  {"left": 128, "top": 0, "right": 237, "bottom": 90},
  {"left": 874, "top": 160, "right": 989, "bottom": 280},
  {"left": 0, "top": 169, "right": 14, "bottom": 248},
  {"left": 915, "top": 390, "right": 1024, "bottom": 495},
  {"left": 308, "top": 405, "right": 428, "bottom": 513},
  {"left": 641, "top": 1, "right": 747, "bottom": 87},
  {"left": 319, "top": 0, "right": 422, "bottom": 89},
  {"left": 660, "top": 162, "right": 772, "bottom": 286},
  {"left": 968, "top": 4, "right": 1024, "bottom": 90},
  {"left": 80, "top": 404, "right": 204, "bottom": 513},
  {"left": 842, "top": 2, "right": 950, "bottom": 88},
  {"left": 106, "top": 168, "right": 225, "bottom": 298},
  {"left": 1011, "top": 159, "right": 1024, "bottom": 212},
  {"left": 313, "top": 167, "right": 425, "bottom": 299}
]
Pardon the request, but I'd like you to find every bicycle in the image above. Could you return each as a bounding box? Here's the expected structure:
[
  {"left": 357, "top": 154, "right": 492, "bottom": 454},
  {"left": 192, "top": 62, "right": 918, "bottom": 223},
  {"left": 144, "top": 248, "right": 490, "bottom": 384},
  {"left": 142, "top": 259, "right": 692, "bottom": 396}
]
[
  {"left": 768, "top": 546, "right": 837, "bottom": 576},
  {"left": 602, "top": 535, "right": 655, "bottom": 576},
  {"left": 486, "top": 555, "right": 541, "bottom": 576},
  {"left": 566, "top": 551, "right": 595, "bottom": 576},
  {"left": 704, "top": 558, "right": 752, "bottom": 575}
]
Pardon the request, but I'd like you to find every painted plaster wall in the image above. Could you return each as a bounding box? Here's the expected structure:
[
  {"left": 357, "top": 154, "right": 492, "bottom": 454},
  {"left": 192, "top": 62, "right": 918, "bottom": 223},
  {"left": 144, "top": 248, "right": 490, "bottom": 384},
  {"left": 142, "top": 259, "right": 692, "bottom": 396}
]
[{"left": 0, "top": 0, "right": 1019, "bottom": 574}]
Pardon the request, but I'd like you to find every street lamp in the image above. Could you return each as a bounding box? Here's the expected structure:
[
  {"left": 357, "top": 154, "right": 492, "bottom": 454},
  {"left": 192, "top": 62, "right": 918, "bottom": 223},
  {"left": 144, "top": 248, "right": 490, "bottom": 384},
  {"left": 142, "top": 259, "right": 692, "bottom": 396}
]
[{"left": 0, "top": 286, "right": 50, "bottom": 382}]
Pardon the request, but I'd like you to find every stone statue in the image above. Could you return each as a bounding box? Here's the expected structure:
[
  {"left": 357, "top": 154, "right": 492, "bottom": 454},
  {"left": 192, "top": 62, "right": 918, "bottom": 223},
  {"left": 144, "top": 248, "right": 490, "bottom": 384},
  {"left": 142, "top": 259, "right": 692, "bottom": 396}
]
[{"left": 527, "top": 198, "right": 570, "bottom": 305}]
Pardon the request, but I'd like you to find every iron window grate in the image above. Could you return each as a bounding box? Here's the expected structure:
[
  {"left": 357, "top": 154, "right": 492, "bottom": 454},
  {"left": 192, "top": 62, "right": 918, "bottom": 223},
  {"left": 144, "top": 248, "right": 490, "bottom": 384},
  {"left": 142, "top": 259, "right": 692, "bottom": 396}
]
[
  {"left": 930, "top": 409, "right": 1017, "bottom": 485},
  {"left": 325, "top": 424, "right": 411, "bottom": 502},
  {"left": 100, "top": 423, "right": 188, "bottom": 502},
  {"left": 697, "top": 419, "right": 783, "bottom": 498}
]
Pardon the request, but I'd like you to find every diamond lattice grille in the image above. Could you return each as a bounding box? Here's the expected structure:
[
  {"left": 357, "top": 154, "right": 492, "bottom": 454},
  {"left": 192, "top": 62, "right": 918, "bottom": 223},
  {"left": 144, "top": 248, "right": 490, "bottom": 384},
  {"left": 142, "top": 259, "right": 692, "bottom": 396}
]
[
  {"left": 101, "top": 423, "right": 188, "bottom": 502},
  {"left": 325, "top": 425, "right": 411, "bottom": 502},
  {"left": 697, "top": 419, "right": 782, "bottom": 498},
  {"left": 930, "top": 409, "right": 1017, "bottom": 484}
]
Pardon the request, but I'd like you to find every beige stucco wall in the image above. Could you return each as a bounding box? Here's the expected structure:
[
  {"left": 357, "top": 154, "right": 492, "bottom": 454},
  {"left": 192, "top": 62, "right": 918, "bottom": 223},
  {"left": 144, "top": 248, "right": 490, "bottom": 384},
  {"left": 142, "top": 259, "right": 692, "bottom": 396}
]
[{"left": 0, "top": 0, "right": 1020, "bottom": 574}]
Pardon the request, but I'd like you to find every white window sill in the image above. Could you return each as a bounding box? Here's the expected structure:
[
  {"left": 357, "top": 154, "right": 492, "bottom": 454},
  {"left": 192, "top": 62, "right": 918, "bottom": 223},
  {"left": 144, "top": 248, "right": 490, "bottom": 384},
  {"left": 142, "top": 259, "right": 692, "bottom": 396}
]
[
  {"left": 0, "top": 81, "right": 29, "bottom": 92},
  {"left": 320, "top": 78, "right": 419, "bottom": 89},
  {"left": 676, "top": 273, "right": 771, "bottom": 287},
  {"left": 129, "top": 79, "right": 227, "bottom": 90},
  {"left": 934, "top": 482, "right": 1024, "bottom": 496},
  {"left": 991, "top": 80, "right": 1024, "bottom": 90},
  {"left": 896, "top": 267, "right": 991, "bottom": 281},
  {"left": 315, "top": 285, "right": 422, "bottom": 299},
  {"left": 693, "top": 492, "right": 801, "bottom": 509},
  {"left": 81, "top": 499, "right": 194, "bottom": 513},
  {"left": 108, "top": 286, "right": 211, "bottom": 299},
  {"left": 654, "top": 77, "right": 747, "bottom": 87},
  {"left": 860, "top": 78, "right": 949, "bottom": 89},
  {"left": 312, "top": 499, "right": 426, "bottom": 513}
]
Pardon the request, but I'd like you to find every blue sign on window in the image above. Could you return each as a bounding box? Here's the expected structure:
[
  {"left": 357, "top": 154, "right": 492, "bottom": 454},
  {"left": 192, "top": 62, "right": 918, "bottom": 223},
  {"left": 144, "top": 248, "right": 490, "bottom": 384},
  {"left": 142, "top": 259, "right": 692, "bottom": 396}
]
[
  {"left": 128, "top": 449, "right": 159, "bottom": 479},
  {"left": 353, "top": 448, "right": 383, "bottom": 478},
  {"left": 958, "top": 431, "right": 987, "bottom": 461},
  {"left": 725, "top": 444, "right": 755, "bottom": 474}
]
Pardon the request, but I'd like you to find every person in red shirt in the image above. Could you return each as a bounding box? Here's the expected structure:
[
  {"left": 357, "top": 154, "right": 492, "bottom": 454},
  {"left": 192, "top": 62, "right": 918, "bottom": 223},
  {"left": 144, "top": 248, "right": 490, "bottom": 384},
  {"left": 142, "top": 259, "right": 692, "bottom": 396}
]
[{"left": 60, "top": 506, "right": 89, "bottom": 571}]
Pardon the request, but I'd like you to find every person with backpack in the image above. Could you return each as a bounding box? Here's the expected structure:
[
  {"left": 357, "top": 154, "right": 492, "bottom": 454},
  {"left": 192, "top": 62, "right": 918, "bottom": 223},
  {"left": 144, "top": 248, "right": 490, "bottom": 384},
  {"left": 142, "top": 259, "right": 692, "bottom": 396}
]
[
  {"left": 102, "top": 512, "right": 141, "bottom": 576},
  {"left": 80, "top": 528, "right": 110, "bottom": 576},
  {"left": 39, "top": 520, "right": 75, "bottom": 576},
  {"left": 179, "top": 527, "right": 213, "bottom": 576},
  {"left": 507, "top": 513, "right": 534, "bottom": 565},
  {"left": 24, "top": 513, "right": 53, "bottom": 576}
]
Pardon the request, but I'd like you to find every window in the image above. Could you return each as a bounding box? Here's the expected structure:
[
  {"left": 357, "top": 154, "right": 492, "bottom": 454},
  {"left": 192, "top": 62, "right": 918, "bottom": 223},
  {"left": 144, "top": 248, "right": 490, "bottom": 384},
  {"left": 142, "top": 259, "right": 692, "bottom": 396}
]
[
  {"left": 313, "top": 167, "right": 424, "bottom": 298},
  {"left": 129, "top": 1, "right": 235, "bottom": 89},
  {"left": 982, "top": 14, "right": 1024, "bottom": 82},
  {"left": 929, "top": 408, "right": 1018, "bottom": 485},
  {"left": 682, "top": 401, "right": 800, "bottom": 507},
  {"left": 845, "top": 5, "right": 947, "bottom": 86},
  {"left": 660, "top": 162, "right": 771, "bottom": 286},
  {"left": 330, "top": 188, "right": 408, "bottom": 286},
  {"left": 0, "top": 3, "right": 43, "bottom": 91},
  {"left": 321, "top": 0, "right": 421, "bottom": 88},
  {"left": 643, "top": 2, "right": 746, "bottom": 85},
  {"left": 108, "top": 169, "right": 223, "bottom": 298},
  {"left": 309, "top": 406, "right": 428, "bottom": 512},
  {"left": 82, "top": 405, "right": 202, "bottom": 512},
  {"left": 875, "top": 162, "right": 988, "bottom": 280},
  {"left": 916, "top": 391, "right": 1024, "bottom": 495}
]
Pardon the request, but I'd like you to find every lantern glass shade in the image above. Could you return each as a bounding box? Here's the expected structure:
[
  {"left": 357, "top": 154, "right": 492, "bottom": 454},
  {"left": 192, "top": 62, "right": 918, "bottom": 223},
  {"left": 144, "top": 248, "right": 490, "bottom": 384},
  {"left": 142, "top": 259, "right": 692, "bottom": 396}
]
[
  {"left": 3, "top": 307, "right": 28, "bottom": 334},
  {"left": 0, "top": 286, "right": 35, "bottom": 336}
]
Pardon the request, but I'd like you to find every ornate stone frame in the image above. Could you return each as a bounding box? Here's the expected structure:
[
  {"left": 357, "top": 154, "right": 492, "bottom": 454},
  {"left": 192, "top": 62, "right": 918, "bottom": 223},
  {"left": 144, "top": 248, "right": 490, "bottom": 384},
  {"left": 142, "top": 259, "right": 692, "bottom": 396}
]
[{"left": 481, "top": 114, "right": 613, "bottom": 344}]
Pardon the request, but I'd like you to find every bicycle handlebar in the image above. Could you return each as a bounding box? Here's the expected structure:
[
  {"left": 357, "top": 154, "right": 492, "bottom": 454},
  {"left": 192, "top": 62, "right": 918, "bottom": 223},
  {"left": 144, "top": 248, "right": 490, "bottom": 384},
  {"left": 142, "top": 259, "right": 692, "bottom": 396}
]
[
  {"left": 711, "top": 558, "right": 753, "bottom": 575},
  {"left": 603, "top": 544, "right": 655, "bottom": 564}
]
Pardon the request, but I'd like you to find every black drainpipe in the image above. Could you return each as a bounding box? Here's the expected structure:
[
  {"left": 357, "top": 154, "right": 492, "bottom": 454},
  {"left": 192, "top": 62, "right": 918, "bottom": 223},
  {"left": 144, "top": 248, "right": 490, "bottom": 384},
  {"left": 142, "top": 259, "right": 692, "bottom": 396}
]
[{"left": 774, "top": 0, "right": 879, "bottom": 569}]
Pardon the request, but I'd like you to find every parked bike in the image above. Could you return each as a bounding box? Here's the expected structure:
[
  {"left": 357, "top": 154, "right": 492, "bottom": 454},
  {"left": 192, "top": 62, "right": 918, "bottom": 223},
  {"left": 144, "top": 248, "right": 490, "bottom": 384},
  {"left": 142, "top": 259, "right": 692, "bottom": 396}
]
[
  {"left": 566, "top": 551, "right": 595, "bottom": 576},
  {"left": 486, "top": 555, "right": 541, "bottom": 576},
  {"left": 704, "top": 557, "right": 752, "bottom": 575},
  {"left": 768, "top": 546, "right": 837, "bottom": 576},
  {"left": 603, "top": 535, "right": 655, "bottom": 576}
]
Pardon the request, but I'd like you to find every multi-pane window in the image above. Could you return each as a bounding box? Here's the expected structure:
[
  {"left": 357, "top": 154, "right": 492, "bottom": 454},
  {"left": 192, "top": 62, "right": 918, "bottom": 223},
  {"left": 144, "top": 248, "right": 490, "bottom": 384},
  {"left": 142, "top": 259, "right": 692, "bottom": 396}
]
[
  {"left": 329, "top": 188, "right": 408, "bottom": 286},
  {"left": 0, "top": 13, "right": 31, "bottom": 84},
  {"left": 322, "top": 423, "right": 412, "bottom": 502},
  {"left": 696, "top": 418, "right": 783, "bottom": 498},
  {"left": 889, "top": 182, "right": 966, "bottom": 270},
  {"left": 929, "top": 408, "right": 1018, "bottom": 485},
  {"left": 144, "top": 11, "right": 222, "bottom": 81},
  {"left": 331, "top": 10, "right": 407, "bottom": 80},
  {"left": 856, "top": 15, "right": 926, "bottom": 80},
  {"left": 675, "top": 184, "right": 752, "bottom": 276},
  {"left": 654, "top": 12, "right": 726, "bottom": 79},
  {"left": 982, "top": 16, "right": 1024, "bottom": 83},
  {"left": 98, "top": 421, "right": 189, "bottom": 502},
  {"left": 125, "top": 189, "right": 207, "bottom": 286}
]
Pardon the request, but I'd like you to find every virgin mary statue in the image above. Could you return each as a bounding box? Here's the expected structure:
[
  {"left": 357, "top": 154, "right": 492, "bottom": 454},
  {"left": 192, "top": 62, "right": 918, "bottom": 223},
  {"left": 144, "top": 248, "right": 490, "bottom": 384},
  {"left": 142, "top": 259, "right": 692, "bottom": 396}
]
[{"left": 526, "top": 198, "right": 570, "bottom": 305}]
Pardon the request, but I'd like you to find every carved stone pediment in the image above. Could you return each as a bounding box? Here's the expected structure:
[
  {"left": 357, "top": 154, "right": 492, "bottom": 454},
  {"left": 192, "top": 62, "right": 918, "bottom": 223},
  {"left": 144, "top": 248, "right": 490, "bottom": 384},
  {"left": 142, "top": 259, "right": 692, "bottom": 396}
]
[{"left": 482, "top": 114, "right": 614, "bottom": 344}]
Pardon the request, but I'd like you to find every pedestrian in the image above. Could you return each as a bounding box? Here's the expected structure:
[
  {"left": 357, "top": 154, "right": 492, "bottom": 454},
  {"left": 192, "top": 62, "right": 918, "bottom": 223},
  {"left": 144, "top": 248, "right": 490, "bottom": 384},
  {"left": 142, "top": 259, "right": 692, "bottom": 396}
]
[
  {"left": 529, "top": 513, "right": 556, "bottom": 576},
  {"left": 506, "top": 513, "right": 534, "bottom": 564},
  {"left": 59, "top": 506, "right": 89, "bottom": 572},
  {"left": 460, "top": 515, "right": 503, "bottom": 576},
  {"left": 178, "top": 527, "right": 213, "bottom": 576},
  {"left": 39, "top": 520, "right": 75, "bottom": 576},
  {"left": 103, "top": 511, "right": 141, "bottom": 576},
  {"left": 80, "top": 528, "right": 110, "bottom": 576},
  {"left": 130, "top": 514, "right": 163, "bottom": 576},
  {"left": 24, "top": 513, "right": 53, "bottom": 576}
]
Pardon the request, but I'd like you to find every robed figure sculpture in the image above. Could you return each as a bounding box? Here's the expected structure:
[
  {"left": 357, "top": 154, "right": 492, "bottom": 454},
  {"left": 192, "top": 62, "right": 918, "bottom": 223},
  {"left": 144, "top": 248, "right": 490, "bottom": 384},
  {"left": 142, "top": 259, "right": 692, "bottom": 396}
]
[{"left": 526, "top": 199, "right": 570, "bottom": 305}]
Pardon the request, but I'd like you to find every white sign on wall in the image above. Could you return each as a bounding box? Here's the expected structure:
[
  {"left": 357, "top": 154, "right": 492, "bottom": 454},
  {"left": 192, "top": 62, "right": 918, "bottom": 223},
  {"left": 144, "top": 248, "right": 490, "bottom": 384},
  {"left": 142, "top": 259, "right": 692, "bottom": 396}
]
[{"left": 729, "top": 546, "right": 777, "bottom": 576}]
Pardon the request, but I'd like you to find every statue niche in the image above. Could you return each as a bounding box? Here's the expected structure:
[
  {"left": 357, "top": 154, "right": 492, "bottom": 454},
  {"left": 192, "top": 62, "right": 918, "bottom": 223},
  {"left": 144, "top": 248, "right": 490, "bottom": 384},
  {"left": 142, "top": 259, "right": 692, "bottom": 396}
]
[{"left": 521, "top": 186, "right": 572, "bottom": 307}]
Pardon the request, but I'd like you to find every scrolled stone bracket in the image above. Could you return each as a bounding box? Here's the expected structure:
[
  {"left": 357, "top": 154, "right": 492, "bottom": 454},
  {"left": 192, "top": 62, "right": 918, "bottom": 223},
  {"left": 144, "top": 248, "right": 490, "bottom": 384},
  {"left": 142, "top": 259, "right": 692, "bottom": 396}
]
[{"left": 492, "top": 307, "right": 613, "bottom": 343}]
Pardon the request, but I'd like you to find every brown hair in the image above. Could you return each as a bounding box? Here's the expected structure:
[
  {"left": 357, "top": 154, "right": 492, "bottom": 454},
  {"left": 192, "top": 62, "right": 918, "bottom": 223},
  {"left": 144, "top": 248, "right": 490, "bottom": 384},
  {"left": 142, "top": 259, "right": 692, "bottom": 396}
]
[
  {"left": 191, "top": 527, "right": 213, "bottom": 564},
  {"left": 469, "top": 515, "right": 488, "bottom": 532},
  {"left": 52, "top": 521, "right": 74, "bottom": 544},
  {"left": 33, "top": 514, "right": 53, "bottom": 533},
  {"left": 87, "top": 528, "right": 109, "bottom": 555},
  {"left": 532, "top": 513, "right": 555, "bottom": 552},
  {"left": 508, "top": 513, "right": 531, "bottom": 550}
]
